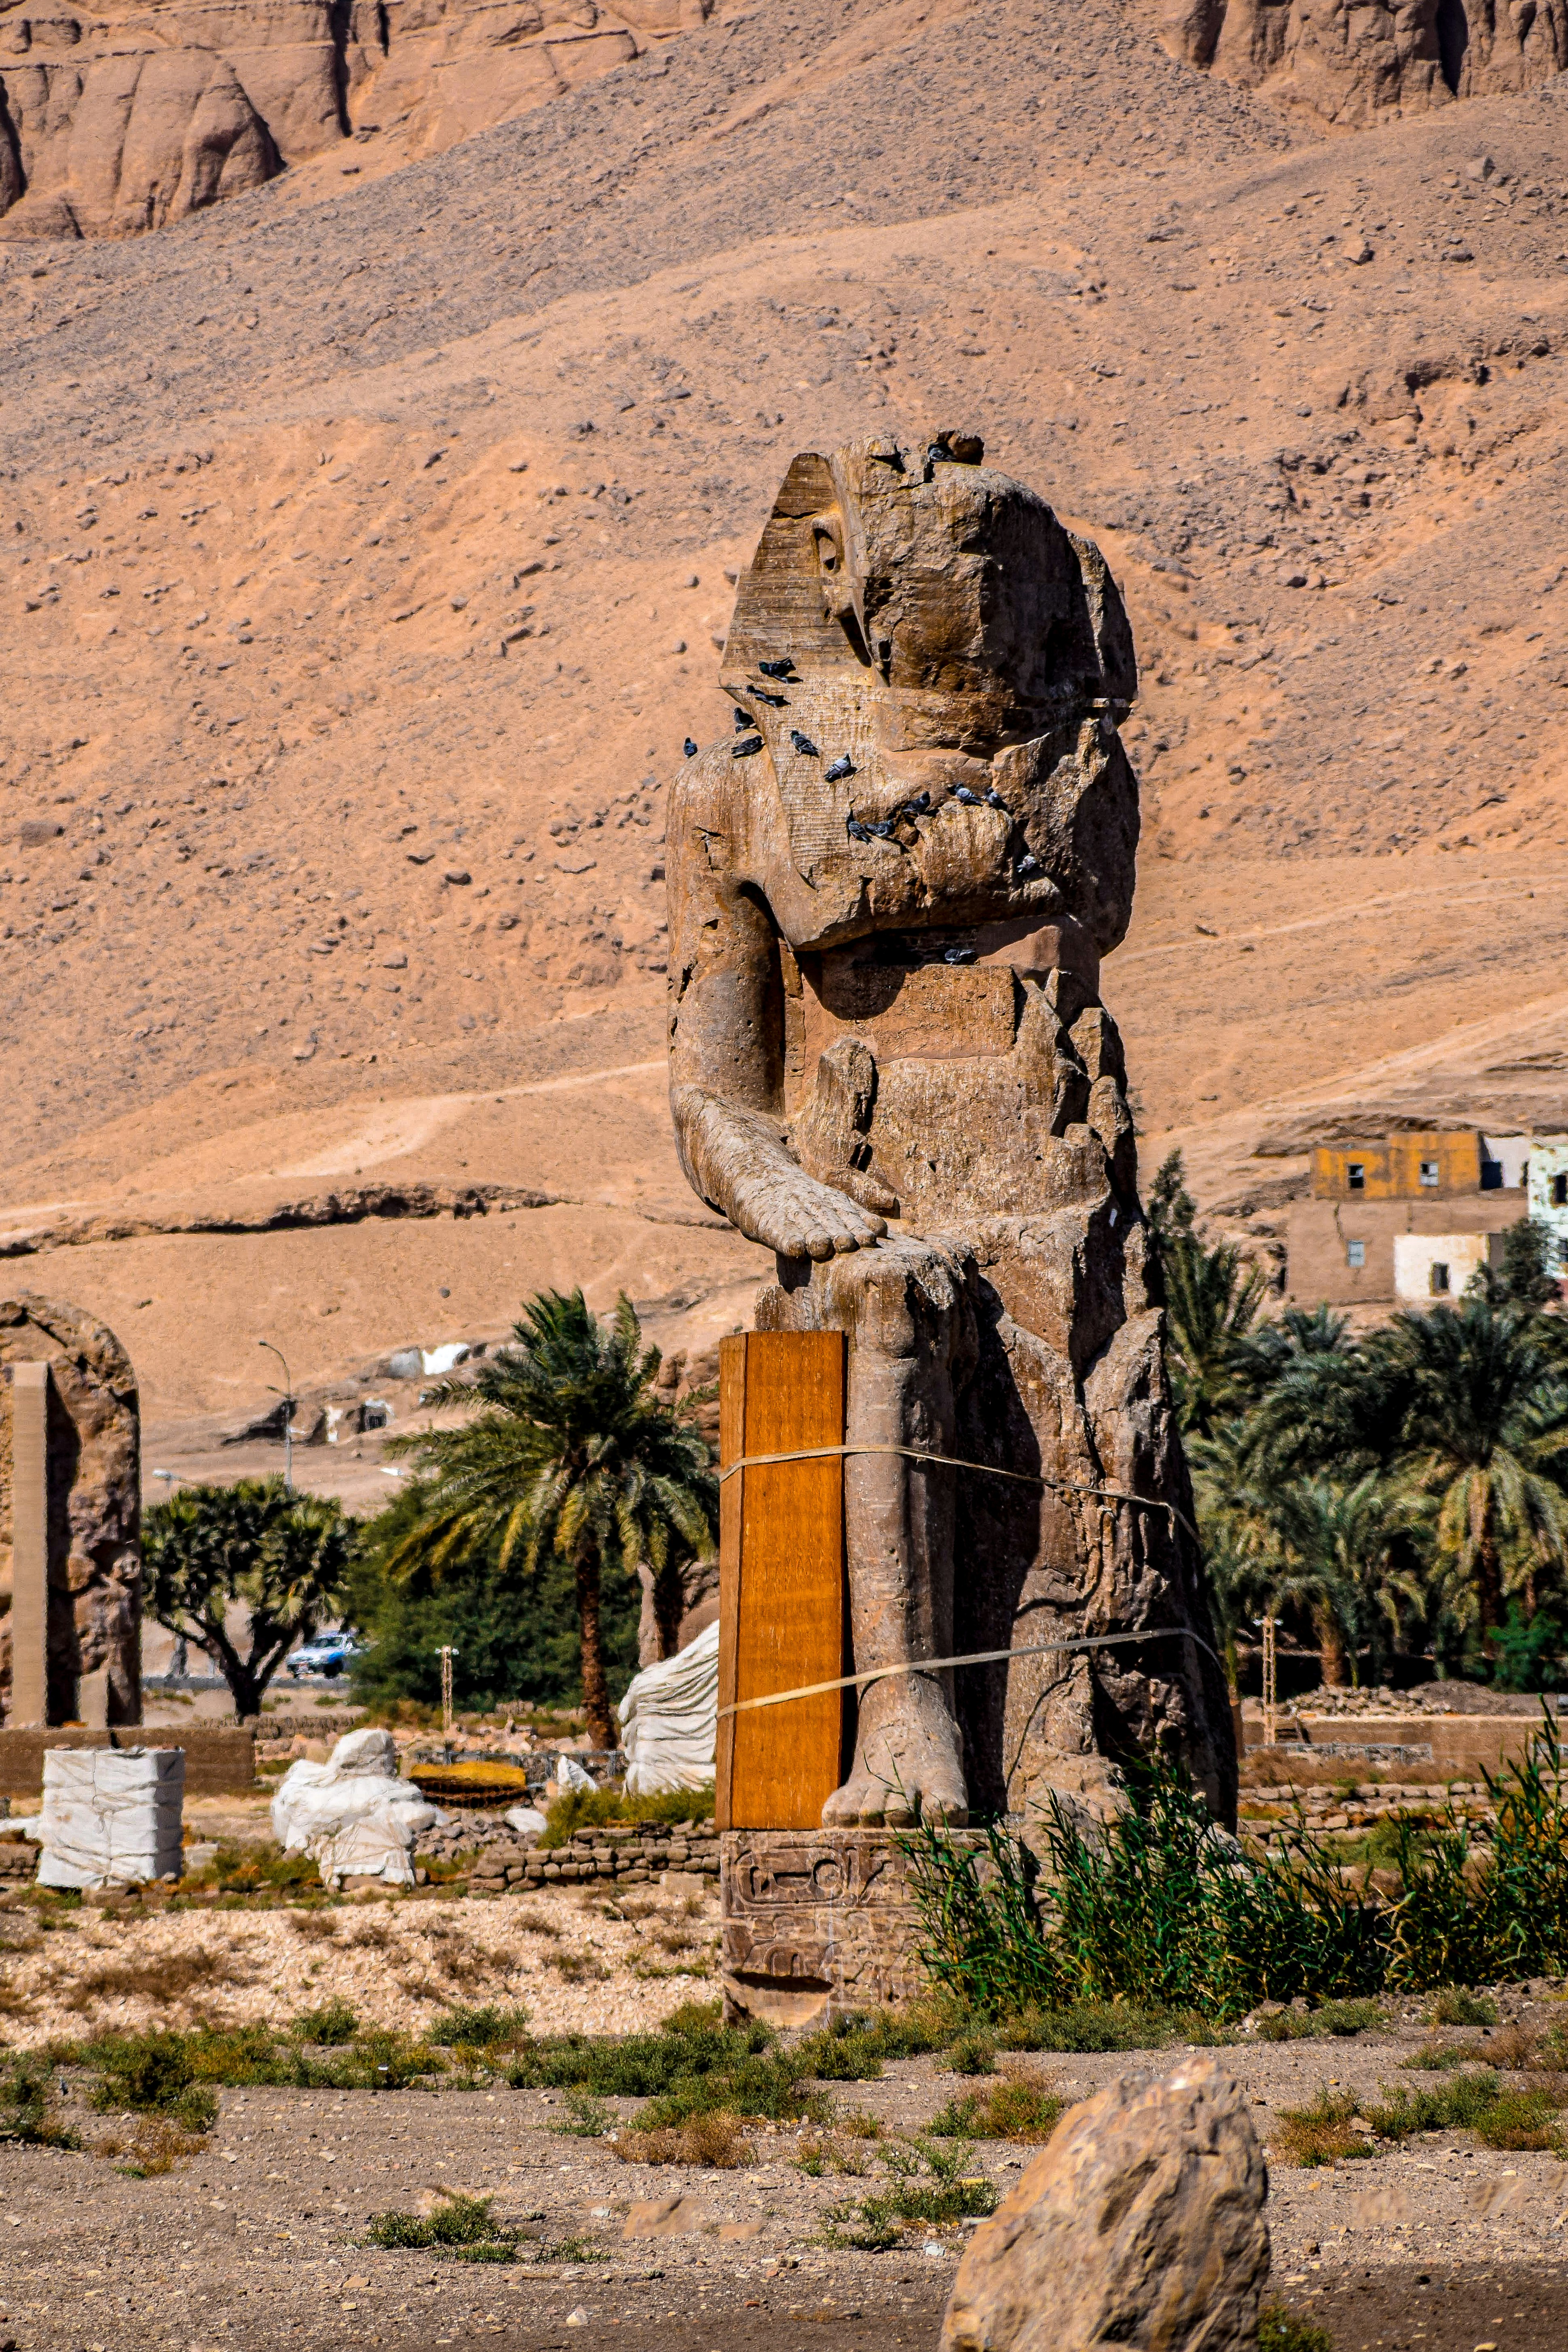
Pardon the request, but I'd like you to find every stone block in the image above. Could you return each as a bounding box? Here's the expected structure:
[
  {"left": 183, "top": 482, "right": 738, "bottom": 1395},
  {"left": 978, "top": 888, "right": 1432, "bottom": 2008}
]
[{"left": 721, "top": 1825, "right": 984, "bottom": 2025}]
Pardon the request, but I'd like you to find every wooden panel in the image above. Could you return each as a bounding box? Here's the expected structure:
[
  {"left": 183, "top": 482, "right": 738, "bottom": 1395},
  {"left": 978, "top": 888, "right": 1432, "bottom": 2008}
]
[{"left": 716, "top": 1330, "right": 846, "bottom": 1832}]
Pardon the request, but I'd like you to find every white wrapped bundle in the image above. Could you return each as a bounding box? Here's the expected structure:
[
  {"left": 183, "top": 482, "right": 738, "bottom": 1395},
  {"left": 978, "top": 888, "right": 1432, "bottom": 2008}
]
[
  {"left": 37, "top": 1747, "right": 186, "bottom": 1888},
  {"left": 618, "top": 1618, "right": 719, "bottom": 1795},
  {"left": 271, "top": 1726, "right": 442, "bottom": 1887}
]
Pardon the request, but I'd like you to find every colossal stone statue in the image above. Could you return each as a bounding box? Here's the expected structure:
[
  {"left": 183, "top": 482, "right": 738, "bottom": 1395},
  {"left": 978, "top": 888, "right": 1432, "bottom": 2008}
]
[{"left": 667, "top": 431, "right": 1235, "bottom": 1834}]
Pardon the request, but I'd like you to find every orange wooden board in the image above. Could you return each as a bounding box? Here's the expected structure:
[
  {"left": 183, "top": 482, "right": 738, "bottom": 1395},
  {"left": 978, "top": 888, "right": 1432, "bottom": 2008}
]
[{"left": 717, "top": 1329, "right": 847, "bottom": 1831}]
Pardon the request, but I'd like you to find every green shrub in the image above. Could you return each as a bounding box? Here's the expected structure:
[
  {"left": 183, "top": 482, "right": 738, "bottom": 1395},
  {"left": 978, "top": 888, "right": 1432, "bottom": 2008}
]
[
  {"left": 366, "top": 2194, "right": 519, "bottom": 2261},
  {"left": 292, "top": 1999, "right": 359, "bottom": 2045},
  {"left": 1273, "top": 2090, "right": 1376, "bottom": 2168},
  {"left": 432, "top": 2005, "right": 533, "bottom": 2055},
  {"left": 945, "top": 2031, "right": 997, "bottom": 2077},
  {"left": 928, "top": 2079, "right": 1064, "bottom": 2144},
  {"left": 0, "top": 2056, "right": 80, "bottom": 2149},
  {"left": 1252, "top": 1999, "right": 1384, "bottom": 2042},
  {"left": 1257, "top": 2302, "right": 1335, "bottom": 2352},
  {"left": 1390, "top": 1718, "right": 1568, "bottom": 1990},
  {"left": 995, "top": 2000, "right": 1219, "bottom": 2052},
  {"left": 72, "top": 2021, "right": 444, "bottom": 2105},
  {"left": 536, "top": 1782, "right": 714, "bottom": 1851},
  {"left": 1431, "top": 1988, "right": 1497, "bottom": 2027},
  {"left": 820, "top": 2139, "right": 997, "bottom": 2251}
]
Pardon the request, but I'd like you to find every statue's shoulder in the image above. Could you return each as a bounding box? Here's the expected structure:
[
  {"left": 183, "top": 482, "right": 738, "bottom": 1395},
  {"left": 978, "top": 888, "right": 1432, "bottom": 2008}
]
[{"left": 668, "top": 739, "right": 774, "bottom": 864}]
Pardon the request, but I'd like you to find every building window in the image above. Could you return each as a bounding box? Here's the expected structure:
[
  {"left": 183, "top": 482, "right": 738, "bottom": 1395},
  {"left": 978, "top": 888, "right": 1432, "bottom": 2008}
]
[
  {"left": 1420, "top": 1160, "right": 1439, "bottom": 1188},
  {"left": 1429, "top": 1262, "right": 1450, "bottom": 1296},
  {"left": 1481, "top": 1159, "right": 1502, "bottom": 1191},
  {"left": 1346, "top": 1240, "right": 1366, "bottom": 1269},
  {"left": 1554, "top": 1173, "right": 1568, "bottom": 1208},
  {"left": 1347, "top": 1162, "right": 1365, "bottom": 1191}
]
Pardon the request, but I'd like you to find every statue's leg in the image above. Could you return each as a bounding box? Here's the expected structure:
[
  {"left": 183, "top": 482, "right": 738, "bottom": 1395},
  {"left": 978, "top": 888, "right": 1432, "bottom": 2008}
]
[{"left": 759, "top": 1235, "right": 977, "bottom": 1828}]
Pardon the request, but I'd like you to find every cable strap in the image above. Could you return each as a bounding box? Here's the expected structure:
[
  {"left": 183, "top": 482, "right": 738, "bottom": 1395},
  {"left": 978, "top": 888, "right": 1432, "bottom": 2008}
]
[
  {"left": 719, "top": 1442, "right": 1200, "bottom": 1549},
  {"left": 717, "top": 1624, "right": 1226, "bottom": 1720}
]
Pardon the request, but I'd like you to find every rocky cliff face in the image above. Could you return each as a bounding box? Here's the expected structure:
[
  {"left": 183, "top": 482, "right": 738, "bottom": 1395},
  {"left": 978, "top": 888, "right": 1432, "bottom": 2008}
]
[
  {"left": 1145, "top": 0, "right": 1568, "bottom": 126},
  {"left": 0, "top": 0, "right": 709, "bottom": 239}
]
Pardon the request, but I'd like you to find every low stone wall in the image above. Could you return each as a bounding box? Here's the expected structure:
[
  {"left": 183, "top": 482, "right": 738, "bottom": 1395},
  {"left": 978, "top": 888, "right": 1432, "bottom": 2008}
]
[
  {"left": 0, "top": 1725, "right": 256, "bottom": 1797},
  {"left": 464, "top": 1819, "right": 720, "bottom": 1892}
]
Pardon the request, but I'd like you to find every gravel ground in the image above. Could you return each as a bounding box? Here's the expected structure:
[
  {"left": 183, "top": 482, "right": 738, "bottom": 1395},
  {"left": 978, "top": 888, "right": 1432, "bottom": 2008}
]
[
  {"left": 0, "top": 1882, "right": 721, "bottom": 2047},
  {"left": 7, "top": 1991, "right": 1568, "bottom": 2352}
]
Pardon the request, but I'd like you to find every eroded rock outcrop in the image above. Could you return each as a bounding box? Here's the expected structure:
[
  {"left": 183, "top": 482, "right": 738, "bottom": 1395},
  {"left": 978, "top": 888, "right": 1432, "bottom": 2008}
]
[
  {"left": 1145, "top": 0, "right": 1568, "bottom": 126},
  {"left": 0, "top": 0, "right": 710, "bottom": 239},
  {"left": 941, "top": 2060, "right": 1271, "bottom": 2352},
  {"left": 0, "top": 1292, "right": 141, "bottom": 1727}
]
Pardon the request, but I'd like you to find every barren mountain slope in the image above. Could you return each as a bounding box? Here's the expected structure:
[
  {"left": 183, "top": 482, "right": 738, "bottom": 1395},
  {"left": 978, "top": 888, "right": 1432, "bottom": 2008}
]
[{"left": 2, "top": 0, "right": 1568, "bottom": 1479}]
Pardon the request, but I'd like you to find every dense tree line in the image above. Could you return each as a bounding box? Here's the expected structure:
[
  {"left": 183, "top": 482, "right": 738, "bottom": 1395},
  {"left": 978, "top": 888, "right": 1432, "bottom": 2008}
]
[{"left": 1152, "top": 1154, "right": 1568, "bottom": 1691}]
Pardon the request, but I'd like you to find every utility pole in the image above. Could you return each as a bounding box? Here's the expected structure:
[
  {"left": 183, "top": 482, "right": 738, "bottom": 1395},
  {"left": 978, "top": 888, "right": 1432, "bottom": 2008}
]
[
  {"left": 438, "top": 1646, "right": 459, "bottom": 1762},
  {"left": 258, "top": 1340, "right": 296, "bottom": 1492},
  {"left": 1261, "top": 1615, "right": 1278, "bottom": 1749}
]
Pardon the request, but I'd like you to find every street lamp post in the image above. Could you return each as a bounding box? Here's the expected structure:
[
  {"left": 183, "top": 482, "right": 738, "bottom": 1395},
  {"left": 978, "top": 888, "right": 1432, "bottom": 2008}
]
[{"left": 257, "top": 1339, "right": 296, "bottom": 1492}]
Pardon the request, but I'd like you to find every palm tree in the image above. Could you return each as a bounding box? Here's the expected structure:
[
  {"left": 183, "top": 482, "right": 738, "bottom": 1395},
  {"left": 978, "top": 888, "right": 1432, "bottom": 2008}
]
[
  {"left": 1374, "top": 1301, "right": 1568, "bottom": 1653},
  {"left": 1161, "top": 1229, "right": 1270, "bottom": 1438},
  {"left": 387, "top": 1291, "right": 716, "bottom": 1747}
]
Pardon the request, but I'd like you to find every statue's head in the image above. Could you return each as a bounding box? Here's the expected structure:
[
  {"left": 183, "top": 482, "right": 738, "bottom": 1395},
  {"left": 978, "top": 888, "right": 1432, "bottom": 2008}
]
[{"left": 723, "top": 433, "right": 1136, "bottom": 754}]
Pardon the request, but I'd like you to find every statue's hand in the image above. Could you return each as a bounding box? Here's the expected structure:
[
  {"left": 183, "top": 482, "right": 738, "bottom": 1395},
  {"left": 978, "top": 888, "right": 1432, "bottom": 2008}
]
[{"left": 729, "top": 1162, "right": 888, "bottom": 1260}]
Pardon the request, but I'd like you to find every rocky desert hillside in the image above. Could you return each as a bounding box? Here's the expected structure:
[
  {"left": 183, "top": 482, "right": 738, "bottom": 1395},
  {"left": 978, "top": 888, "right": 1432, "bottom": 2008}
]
[{"left": 3, "top": 0, "right": 1568, "bottom": 1483}]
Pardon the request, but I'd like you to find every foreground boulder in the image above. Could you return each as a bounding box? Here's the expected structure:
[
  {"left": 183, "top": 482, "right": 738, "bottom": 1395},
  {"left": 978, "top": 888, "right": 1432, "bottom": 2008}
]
[{"left": 941, "top": 2059, "right": 1270, "bottom": 2352}]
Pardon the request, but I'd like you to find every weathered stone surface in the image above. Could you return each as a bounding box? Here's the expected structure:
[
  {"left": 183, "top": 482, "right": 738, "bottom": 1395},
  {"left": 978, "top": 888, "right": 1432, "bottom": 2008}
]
[
  {"left": 0, "top": 0, "right": 713, "bottom": 239},
  {"left": 721, "top": 1825, "right": 984, "bottom": 2025},
  {"left": 668, "top": 435, "right": 1235, "bottom": 1839},
  {"left": 1138, "top": 0, "right": 1568, "bottom": 126},
  {"left": 0, "top": 1293, "right": 141, "bottom": 1729},
  {"left": 941, "top": 2060, "right": 1271, "bottom": 2352}
]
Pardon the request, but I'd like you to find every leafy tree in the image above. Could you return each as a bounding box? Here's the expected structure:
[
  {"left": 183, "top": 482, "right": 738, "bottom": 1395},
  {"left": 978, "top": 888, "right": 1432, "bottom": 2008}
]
[
  {"left": 1497, "top": 1217, "right": 1560, "bottom": 1310},
  {"left": 143, "top": 1477, "right": 354, "bottom": 1718},
  {"left": 1145, "top": 1148, "right": 1198, "bottom": 1259},
  {"left": 1161, "top": 1229, "right": 1270, "bottom": 1439},
  {"left": 1488, "top": 1598, "right": 1566, "bottom": 1693},
  {"left": 385, "top": 1291, "right": 716, "bottom": 1748},
  {"left": 345, "top": 1479, "right": 641, "bottom": 1714}
]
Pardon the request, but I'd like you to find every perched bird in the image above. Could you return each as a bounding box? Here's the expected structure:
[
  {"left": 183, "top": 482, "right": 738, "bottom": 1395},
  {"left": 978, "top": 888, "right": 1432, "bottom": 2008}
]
[
  {"left": 790, "top": 729, "right": 820, "bottom": 757},
  {"left": 953, "top": 785, "right": 981, "bottom": 806},
  {"left": 825, "top": 755, "right": 855, "bottom": 782},
  {"left": 846, "top": 818, "right": 873, "bottom": 842},
  {"left": 942, "top": 946, "right": 978, "bottom": 965},
  {"left": 904, "top": 791, "right": 932, "bottom": 815},
  {"left": 733, "top": 706, "right": 753, "bottom": 731},
  {"left": 732, "top": 735, "right": 763, "bottom": 759},
  {"left": 1017, "top": 852, "right": 1040, "bottom": 874},
  {"left": 683, "top": 737, "right": 698, "bottom": 759},
  {"left": 759, "top": 657, "right": 796, "bottom": 679},
  {"left": 986, "top": 788, "right": 1007, "bottom": 809},
  {"left": 753, "top": 688, "right": 788, "bottom": 706},
  {"left": 866, "top": 820, "right": 895, "bottom": 839}
]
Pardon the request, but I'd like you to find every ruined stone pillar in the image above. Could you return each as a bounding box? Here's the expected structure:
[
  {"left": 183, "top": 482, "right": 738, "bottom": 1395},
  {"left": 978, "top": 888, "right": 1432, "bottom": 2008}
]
[{"left": 0, "top": 1296, "right": 142, "bottom": 1729}]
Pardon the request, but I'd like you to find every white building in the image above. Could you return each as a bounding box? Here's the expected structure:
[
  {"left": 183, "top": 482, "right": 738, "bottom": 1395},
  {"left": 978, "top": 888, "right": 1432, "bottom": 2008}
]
[
  {"left": 1480, "top": 1133, "right": 1534, "bottom": 1193},
  {"left": 1528, "top": 1137, "right": 1568, "bottom": 1274},
  {"left": 1392, "top": 1231, "right": 1504, "bottom": 1306}
]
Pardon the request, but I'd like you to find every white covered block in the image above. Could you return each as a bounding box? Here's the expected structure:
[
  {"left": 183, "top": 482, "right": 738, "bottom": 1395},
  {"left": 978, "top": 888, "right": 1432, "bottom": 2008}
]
[
  {"left": 271, "top": 1726, "right": 441, "bottom": 1887},
  {"left": 618, "top": 1618, "right": 718, "bottom": 1795},
  {"left": 36, "top": 1746, "right": 186, "bottom": 1888}
]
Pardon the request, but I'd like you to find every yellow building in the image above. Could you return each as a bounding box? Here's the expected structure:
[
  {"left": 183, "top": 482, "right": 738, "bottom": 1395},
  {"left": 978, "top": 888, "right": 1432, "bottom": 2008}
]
[{"left": 1310, "top": 1131, "right": 1481, "bottom": 1202}]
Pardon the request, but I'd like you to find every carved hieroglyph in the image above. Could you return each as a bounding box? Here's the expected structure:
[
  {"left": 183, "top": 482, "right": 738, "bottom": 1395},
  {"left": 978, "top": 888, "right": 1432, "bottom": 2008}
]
[
  {"left": 0, "top": 1294, "right": 142, "bottom": 1728},
  {"left": 667, "top": 432, "right": 1235, "bottom": 1843}
]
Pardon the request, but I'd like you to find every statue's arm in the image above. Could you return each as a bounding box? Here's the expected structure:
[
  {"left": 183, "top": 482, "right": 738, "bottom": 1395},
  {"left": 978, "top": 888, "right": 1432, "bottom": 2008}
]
[{"left": 666, "top": 757, "right": 886, "bottom": 1262}]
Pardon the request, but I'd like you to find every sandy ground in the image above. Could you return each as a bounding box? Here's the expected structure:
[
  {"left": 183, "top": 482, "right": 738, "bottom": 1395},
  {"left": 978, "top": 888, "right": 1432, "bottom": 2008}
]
[
  {"left": 0, "top": 1879, "right": 721, "bottom": 2050},
  {"left": 6, "top": 1997, "right": 1568, "bottom": 2352}
]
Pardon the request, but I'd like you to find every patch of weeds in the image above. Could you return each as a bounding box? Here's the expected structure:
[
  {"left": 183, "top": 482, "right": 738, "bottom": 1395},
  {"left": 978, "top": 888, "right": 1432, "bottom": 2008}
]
[
  {"left": 540, "top": 2234, "right": 610, "bottom": 2264},
  {"left": 615, "top": 2111, "right": 754, "bottom": 2168},
  {"left": 995, "top": 2000, "right": 1215, "bottom": 2053},
  {"left": 366, "top": 2194, "right": 519, "bottom": 2261},
  {"left": 556, "top": 2091, "right": 611, "bottom": 2137},
  {"left": 70, "top": 2021, "right": 443, "bottom": 2103},
  {"left": 944, "top": 2031, "right": 997, "bottom": 2077},
  {"left": 1404, "top": 2043, "right": 1471, "bottom": 2071},
  {"left": 928, "top": 2075, "right": 1064, "bottom": 2145},
  {"left": 62, "top": 1949, "right": 230, "bottom": 2012},
  {"left": 287, "top": 1909, "right": 340, "bottom": 1941},
  {"left": 0, "top": 2055, "right": 80, "bottom": 2149},
  {"left": 1273, "top": 2090, "right": 1376, "bottom": 2169},
  {"left": 95, "top": 2117, "right": 208, "bottom": 2177},
  {"left": 292, "top": 1999, "right": 358, "bottom": 2045},
  {"left": 1431, "top": 1988, "right": 1498, "bottom": 2027},
  {"left": 548, "top": 1949, "right": 611, "bottom": 1983},
  {"left": 434, "top": 2005, "right": 533, "bottom": 2056},
  {"left": 837, "top": 2107, "right": 885, "bottom": 2141},
  {"left": 1361, "top": 2070, "right": 1506, "bottom": 2143},
  {"left": 795, "top": 2133, "right": 871, "bottom": 2177},
  {"left": 82, "top": 2031, "right": 219, "bottom": 2134},
  {"left": 187, "top": 1841, "right": 323, "bottom": 1899},
  {"left": 511, "top": 1907, "right": 562, "bottom": 1940},
  {"left": 1252, "top": 2000, "right": 1384, "bottom": 2043},
  {"left": 1258, "top": 2300, "right": 1336, "bottom": 2352},
  {"left": 820, "top": 2137, "right": 998, "bottom": 2252}
]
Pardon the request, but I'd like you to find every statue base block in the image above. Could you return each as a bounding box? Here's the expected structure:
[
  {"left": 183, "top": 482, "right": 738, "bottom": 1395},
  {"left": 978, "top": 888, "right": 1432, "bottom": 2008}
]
[{"left": 719, "top": 1826, "right": 985, "bottom": 2027}]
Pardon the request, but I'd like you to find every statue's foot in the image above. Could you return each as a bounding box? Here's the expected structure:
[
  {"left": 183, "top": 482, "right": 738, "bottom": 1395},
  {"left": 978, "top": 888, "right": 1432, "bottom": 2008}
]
[{"left": 821, "top": 1673, "right": 969, "bottom": 1829}]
